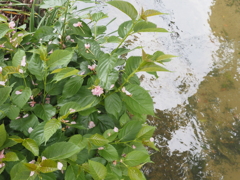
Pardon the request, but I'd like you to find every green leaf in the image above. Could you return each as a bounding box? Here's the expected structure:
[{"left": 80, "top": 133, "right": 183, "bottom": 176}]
[
  {"left": 125, "top": 56, "right": 142, "bottom": 75},
  {"left": 98, "top": 144, "right": 118, "bottom": 162},
  {"left": 136, "top": 125, "right": 156, "bottom": 140},
  {"left": 107, "top": 36, "right": 121, "bottom": 43},
  {"left": 68, "top": 19, "right": 92, "bottom": 37},
  {"left": 107, "top": 1, "right": 138, "bottom": 20},
  {"left": 34, "top": 104, "right": 56, "bottom": 121},
  {"left": 118, "top": 120, "right": 142, "bottom": 142},
  {"left": 33, "top": 26, "right": 55, "bottom": 42},
  {"left": 91, "top": 12, "right": 108, "bottom": 22},
  {"left": 122, "top": 84, "right": 154, "bottom": 115},
  {"left": 119, "top": 113, "right": 130, "bottom": 127},
  {"left": 0, "top": 23, "right": 9, "bottom": 39},
  {"left": 155, "top": 54, "right": 177, "bottom": 62},
  {"left": 133, "top": 21, "right": 157, "bottom": 32},
  {"left": 118, "top": 20, "right": 133, "bottom": 38},
  {"left": 6, "top": 105, "right": 20, "bottom": 120},
  {"left": 0, "top": 86, "right": 12, "bottom": 105},
  {"left": 78, "top": 39, "right": 102, "bottom": 60},
  {"left": 128, "top": 167, "right": 146, "bottom": 180},
  {"left": 143, "top": 9, "right": 165, "bottom": 17},
  {"left": 40, "top": 0, "right": 68, "bottom": 8},
  {"left": 62, "top": 76, "right": 83, "bottom": 98},
  {"left": 103, "top": 129, "right": 118, "bottom": 142},
  {"left": 96, "top": 53, "right": 118, "bottom": 88},
  {"left": 93, "top": 25, "right": 107, "bottom": 37},
  {"left": 124, "top": 151, "right": 149, "bottom": 167},
  {"left": 89, "top": 134, "right": 109, "bottom": 146},
  {"left": 38, "top": 159, "right": 58, "bottom": 173},
  {"left": 138, "top": 62, "right": 169, "bottom": 72},
  {"left": 9, "top": 114, "right": 38, "bottom": 133},
  {"left": 0, "top": 14, "right": 8, "bottom": 22},
  {"left": 0, "top": 124, "right": 7, "bottom": 147},
  {"left": 89, "top": 160, "right": 107, "bottom": 180},
  {"left": 10, "top": 162, "right": 32, "bottom": 180},
  {"left": 65, "top": 164, "right": 80, "bottom": 180},
  {"left": 104, "top": 93, "right": 122, "bottom": 118},
  {"left": 11, "top": 86, "right": 32, "bottom": 108},
  {"left": 29, "top": 122, "right": 45, "bottom": 146},
  {"left": 28, "top": 54, "right": 44, "bottom": 81},
  {"left": 22, "top": 138, "right": 39, "bottom": 156},
  {"left": 0, "top": 136, "right": 18, "bottom": 149},
  {"left": 2, "top": 66, "right": 19, "bottom": 76},
  {"left": 136, "top": 28, "right": 168, "bottom": 33},
  {"left": 3, "top": 152, "right": 19, "bottom": 161},
  {"left": 12, "top": 49, "right": 26, "bottom": 67},
  {"left": 51, "top": 67, "right": 79, "bottom": 82},
  {"left": 44, "top": 118, "right": 61, "bottom": 143},
  {"left": 42, "top": 142, "right": 80, "bottom": 160},
  {"left": 47, "top": 50, "right": 73, "bottom": 68}
]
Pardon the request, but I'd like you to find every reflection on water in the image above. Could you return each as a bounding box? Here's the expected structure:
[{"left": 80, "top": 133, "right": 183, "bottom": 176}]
[{"left": 143, "top": 0, "right": 240, "bottom": 179}]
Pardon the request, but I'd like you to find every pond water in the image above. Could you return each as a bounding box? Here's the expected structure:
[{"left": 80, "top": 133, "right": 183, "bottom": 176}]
[{"left": 77, "top": 0, "right": 240, "bottom": 179}]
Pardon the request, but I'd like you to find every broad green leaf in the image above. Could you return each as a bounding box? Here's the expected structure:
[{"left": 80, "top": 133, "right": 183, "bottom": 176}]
[
  {"left": 136, "top": 28, "right": 168, "bottom": 33},
  {"left": 40, "top": 0, "right": 68, "bottom": 8},
  {"left": 124, "top": 151, "right": 149, "bottom": 167},
  {"left": 128, "top": 167, "right": 146, "bottom": 180},
  {"left": 47, "top": 50, "right": 73, "bottom": 68},
  {"left": 46, "top": 80, "right": 66, "bottom": 96},
  {"left": 0, "top": 124, "right": 7, "bottom": 147},
  {"left": 0, "top": 136, "right": 18, "bottom": 149},
  {"left": 2, "top": 66, "right": 19, "bottom": 76},
  {"left": 133, "top": 21, "right": 157, "bottom": 32},
  {"left": 0, "top": 23, "right": 9, "bottom": 39},
  {"left": 6, "top": 105, "right": 20, "bottom": 120},
  {"left": 89, "top": 134, "right": 109, "bottom": 146},
  {"left": 9, "top": 114, "right": 38, "bottom": 133},
  {"left": 0, "top": 14, "right": 8, "bottom": 22},
  {"left": 118, "top": 20, "right": 133, "bottom": 38},
  {"left": 118, "top": 120, "right": 142, "bottom": 142},
  {"left": 98, "top": 144, "right": 118, "bottom": 162},
  {"left": 68, "top": 19, "right": 92, "bottom": 37},
  {"left": 107, "top": 36, "right": 121, "bottom": 43},
  {"left": 125, "top": 56, "right": 142, "bottom": 75},
  {"left": 78, "top": 39, "right": 102, "bottom": 60},
  {"left": 91, "top": 12, "right": 108, "bottom": 22},
  {"left": 12, "top": 49, "right": 25, "bottom": 67},
  {"left": 51, "top": 67, "right": 79, "bottom": 82},
  {"left": 38, "top": 159, "right": 58, "bottom": 173},
  {"left": 122, "top": 84, "right": 154, "bottom": 115},
  {"left": 143, "top": 9, "right": 165, "bottom": 17},
  {"left": 138, "top": 62, "right": 169, "bottom": 72},
  {"left": 119, "top": 113, "right": 130, "bottom": 127},
  {"left": 0, "top": 104, "right": 9, "bottom": 120},
  {"left": 136, "top": 125, "right": 156, "bottom": 140},
  {"left": 155, "top": 54, "right": 177, "bottom": 62},
  {"left": 33, "top": 26, "right": 55, "bottom": 42},
  {"left": 22, "top": 138, "right": 39, "bottom": 156},
  {"left": 44, "top": 118, "right": 61, "bottom": 142},
  {"left": 100, "top": 70, "right": 118, "bottom": 90},
  {"left": 96, "top": 53, "right": 118, "bottom": 88},
  {"left": 42, "top": 142, "right": 80, "bottom": 160},
  {"left": 107, "top": 1, "right": 138, "bottom": 20},
  {"left": 11, "top": 86, "right": 32, "bottom": 108},
  {"left": 89, "top": 160, "right": 107, "bottom": 180},
  {"left": 29, "top": 122, "right": 45, "bottom": 146},
  {"left": 62, "top": 76, "right": 83, "bottom": 98},
  {"left": 142, "top": 140, "right": 159, "bottom": 151},
  {"left": 3, "top": 152, "right": 19, "bottom": 161},
  {"left": 93, "top": 25, "right": 107, "bottom": 37},
  {"left": 103, "top": 129, "right": 118, "bottom": 142},
  {"left": 29, "top": 45, "right": 48, "bottom": 61},
  {"left": 28, "top": 54, "right": 44, "bottom": 81},
  {"left": 0, "top": 86, "right": 12, "bottom": 105},
  {"left": 10, "top": 162, "right": 32, "bottom": 180},
  {"left": 104, "top": 93, "right": 122, "bottom": 118},
  {"left": 65, "top": 164, "right": 80, "bottom": 180},
  {"left": 34, "top": 104, "right": 56, "bottom": 121}
]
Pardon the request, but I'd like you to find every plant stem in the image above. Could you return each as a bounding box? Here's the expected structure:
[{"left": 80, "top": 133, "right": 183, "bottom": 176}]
[{"left": 61, "top": 0, "right": 70, "bottom": 44}]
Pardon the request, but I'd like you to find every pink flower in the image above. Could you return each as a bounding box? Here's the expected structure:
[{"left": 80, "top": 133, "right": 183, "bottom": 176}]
[
  {"left": 150, "top": 137, "right": 154, "bottom": 142},
  {"left": 23, "top": 114, "right": 29, "bottom": 118},
  {"left": 122, "top": 87, "right": 126, "bottom": 93},
  {"left": 110, "top": 84, "right": 114, "bottom": 89},
  {"left": 122, "top": 87, "right": 132, "bottom": 96},
  {"left": 66, "top": 35, "right": 71, "bottom": 40},
  {"left": 30, "top": 171, "right": 35, "bottom": 177},
  {"left": 91, "top": 86, "right": 104, "bottom": 96},
  {"left": 15, "top": 90, "right": 22, "bottom": 95},
  {"left": 0, "top": 44, "right": 4, "bottom": 48},
  {"left": 29, "top": 160, "right": 35, "bottom": 164},
  {"left": 19, "top": 69, "right": 23, "bottom": 73},
  {"left": 113, "top": 127, "right": 118, "bottom": 132},
  {"left": 70, "top": 39, "right": 75, "bottom": 42},
  {"left": 57, "top": 162, "right": 63, "bottom": 170},
  {"left": 48, "top": 49, "right": 53, "bottom": 54},
  {"left": 88, "top": 64, "right": 96, "bottom": 71},
  {"left": 98, "top": 147, "right": 104, "bottom": 150},
  {"left": 0, "top": 81, "right": 5, "bottom": 86},
  {"left": 21, "top": 56, "right": 26, "bottom": 66},
  {"left": 73, "top": 22, "right": 82, "bottom": 27},
  {"left": 84, "top": 43, "right": 90, "bottom": 49},
  {"left": 69, "top": 108, "right": 76, "bottom": 113},
  {"left": 28, "top": 101, "right": 36, "bottom": 107},
  {"left": 0, "top": 67, "right": 2, "bottom": 73},
  {"left": 9, "top": 21, "right": 15, "bottom": 29},
  {"left": 32, "top": 81, "right": 38, "bottom": 86},
  {"left": 132, "top": 145, "right": 136, "bottom": 149},
  {"left": 112, "top": 160, "right": 117, "bottom": 166},
  {"left": 18, "top": 33, "right": 24, "bottom": 37},
  {"left": 88, "top": 121, "right": 95, "bottom": 129},
  {"left": 42, "top": 156, "right": 47, "bottom": 161},
  {"left": 28, "top": 127, "right": 34, "bottom": 133},
  {"left": 71, "top": 121, "right": 76, "bottom": 124},
  {"left": 15, "top": 116, "right": 20, "bottom": 119},
  {"left": 0, "top": 163, "right": 5, "bottom": 169},
  {"left": 0, "top": 150, "right": 5, "bottom": 159}
]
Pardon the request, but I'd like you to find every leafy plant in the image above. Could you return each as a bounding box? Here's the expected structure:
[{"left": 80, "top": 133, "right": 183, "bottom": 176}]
[{"left": 0, "top": 0, "right": 174, "bottom": 179}]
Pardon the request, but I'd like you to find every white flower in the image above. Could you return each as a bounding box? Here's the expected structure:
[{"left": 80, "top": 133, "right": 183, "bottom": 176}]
[
  {"left": 29, "top": 160, "right": 35, "bottom": 164},
  {"left": 57, "top": 162, "right": 63, "bottom": 170},
  {"left": 23, "top": 114, "right": 29, "bottom": 118},
  {"left": 42, "top": 156, "right": 47, "bottom": 161},
  {"left": 98, "top": 147, "right": 104, "bottom": 150},
  {"left": 110, "top": 84, "right": 114, "bottom": 89},
  {"left": 66, "top": 35, "right": 71, "bottom": 40},
  {"left": 88, "top": 121, "right": 95, "bottom": 129},
  {"left": 0, "top": 81, "right": 5, "bottom": 86},
  {"left": 113, "top": 127, "right": 118, "bottom": 132},
  {"left": 15, "top": 90, "right": 22, "bottom": 95},
  {"left": 0, "top": 67, "right": 2, "bottom": 73},
  {"left": 71, "top": 121, "right": 76, "bottom": 124},
  {"left": 132, "top": 145, "right": 136, "bottom": 149},
  {"left": 19, "top": 69, "right": 23, "bottom": 73},
  {"left": 28, "top": 127, "right": 34, "bottom": 133},
  {"left": 122, "top": 87, "right": 126, "bottom": 93},
  {"left": 150, "top": 137, "right": 154, "bottom": 142},
  {"left": 30, "top": 171, "right": 35, "bottom": 177},
  {"left": 69, "top": 108, "right": 76, "bottom": 113},
  {"left": 21, "top": 56, "right": 26, "bottom": 66},
  {"left": 9, "top": 21, "right": 15, "bottom": 29},
  {"left": 84, "top": 43, "right": 90, "bottom": 49}
]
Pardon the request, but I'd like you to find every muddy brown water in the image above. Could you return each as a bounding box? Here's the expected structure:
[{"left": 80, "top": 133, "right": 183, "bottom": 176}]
[{"left": 77, "top": 0, "right": 240, "bottom": 179}]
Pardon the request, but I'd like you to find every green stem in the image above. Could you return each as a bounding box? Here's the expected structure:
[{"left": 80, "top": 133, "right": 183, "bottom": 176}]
[{"left": 61, "top": 0, "right": 70, "bottom": 44}]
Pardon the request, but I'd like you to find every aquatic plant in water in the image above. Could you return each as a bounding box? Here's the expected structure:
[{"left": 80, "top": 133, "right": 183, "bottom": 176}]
[{"left": 0, "top": 0, "right": 175, "bottom": 179}]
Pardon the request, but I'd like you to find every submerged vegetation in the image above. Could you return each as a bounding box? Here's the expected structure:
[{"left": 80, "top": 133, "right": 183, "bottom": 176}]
[{"left": 0, "top": 0, "right": 175, "bottom": 179}]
